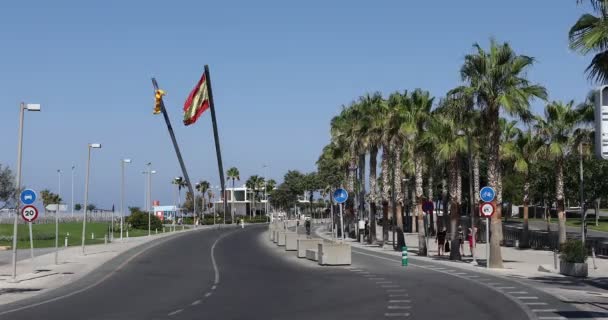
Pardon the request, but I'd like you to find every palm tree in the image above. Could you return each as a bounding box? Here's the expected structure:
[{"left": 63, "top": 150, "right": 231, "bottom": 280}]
[
  {"left": 570, "top": 1, "right": 608, "bottom": 83},
  {"left": 245, "top": 175, "right": 264, "bottom": 218},
  {"left": 423, "top": 110, "right": 467, "bottom": 260},
  {"left": 227, "top": 167, "right": 240, "bottom": 220},
  {"left": 502, "top": 128, "right": 540, "bottom": 247},
  {"left": 400, "top": 89, "right": 434, "bottom": 256},
  {"left": 196, "top": 180, "right": 210, "bottom": 219},
  {"left": 456, "top": 39, "right": 547, "bottom": 268},
  {"left": 535, "top": 101, "right": 582, "bottom": 244}
]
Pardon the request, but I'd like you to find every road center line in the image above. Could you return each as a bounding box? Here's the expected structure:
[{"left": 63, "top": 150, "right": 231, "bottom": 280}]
[
  {"left": 168, "top": 309, "right": 183, "bottom": 316},
  {"left": 191, "top": 300, "right": 202, "bottom": 306}
]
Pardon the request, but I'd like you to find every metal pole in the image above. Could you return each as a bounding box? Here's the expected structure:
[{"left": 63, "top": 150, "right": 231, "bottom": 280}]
[
  {"left": 467, "top": 133, "right": 477, "bottom": 264},
  {"left": 579, "top": 143, "right": 585, "bottom": 245},
  {"left": 71, "top": 165, "right": 75, "bottom": 219},
  {"left": 55, "top": 169, "right": 61, "bottom": 264},
  {"left": 120, "top": 161, "right": 124, "bottom": 240},
  {"left": 82, "top": 146, "right": 92, "bottom": 255},
  {"left": 148, "top": 166, "right": 151, "bottom": 236},
  {"left": 340, "top": 203, "right": 345, "bottom": 241},
  {"left": 28, "top": 222, "right": 35, "bottom": 271},
  {"left": 486, "top": 217, "right": 490, "bottom": 269},
  {"left": 11, "top": 103, "right": 25, "bottom": 281}
]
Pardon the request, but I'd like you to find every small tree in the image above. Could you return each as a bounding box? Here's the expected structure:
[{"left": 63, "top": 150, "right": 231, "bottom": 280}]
[
  {"left": 126, "top": 207, "right": 162, "bottom": 230},
  {"left": 74, "top": 203, "right": 82, "bottom": 211},
  {"left": 0, "top": 164, "right": 16, "bottom": 210},
  {"left": 86, "top": 204, "right": 97, "bottom": 212}
]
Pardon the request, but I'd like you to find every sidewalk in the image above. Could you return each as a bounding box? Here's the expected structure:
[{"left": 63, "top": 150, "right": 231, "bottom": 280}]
[{"left": 0, "top": 226, "right": 207, "bottom": 306}]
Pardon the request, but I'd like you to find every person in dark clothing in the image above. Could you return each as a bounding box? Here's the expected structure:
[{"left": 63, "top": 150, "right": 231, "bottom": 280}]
[
  {"left": 305, "top": 219, "right": 311, "bottom": 235},
  {"left": 436, "top": 228, "right": 447, "bottom": 256}
]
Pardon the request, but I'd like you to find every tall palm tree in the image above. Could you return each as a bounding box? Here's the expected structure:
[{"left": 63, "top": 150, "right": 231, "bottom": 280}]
[
  {"left": 423, "top": 110, "right": 467, "bottom": 260},
  {"left": 502, "top": 129, "right": 539, "bottom": 247},
  {"left": 456, "top": 40, "right": 547, "bottom": 268},
  {"left": 386, "top": 91, "right": 408, "bottom": 244},
  {"left": 245, "top": 175, "right": 264, "bottom": 218},
  {"left": 400, "top": 89, "right": 434, "bottom": 256},
  {"left": 570, "top": 0, "right": 608, "bottom": 83},
  {"left": 536, "top": 101, "right": 582, "bottom": 244},
  {"left": 196, "top": 180, "right": 210, "bottom": 218},
  {"left": 227, "top": 167, "right": 240, "bottom": 220}
]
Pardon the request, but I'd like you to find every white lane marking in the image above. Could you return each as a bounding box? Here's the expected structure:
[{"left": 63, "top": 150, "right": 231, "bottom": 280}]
[
  {"left": 0, "top": 232, "right": 188, "bottom": 316},
  {"left": 388, "top": 306, "right": 412, "bottom": 310},
  {"left": 389, "top": 294, "right": 409, "bottom": 297},
  {"left": 382, "top": 285, "right": 400, "bottom": 288},
  {"left": 497, "top": 287, "right": 516, "bottom": 290},
  {"left": 532, "top": 309, "right": 558, "bottom": 313},
  {"left": 389, "top": 300, "right": 411, "bottom": 303},
  {"left": 385, "top": 312, "right": 410, "bottom": 317},
  {"left": 518, "top": 297, "right": 539, "bottom": 300},
  {"left": 467, "top": 275, "right": 480, "bottom": 278},
  {"left": 538, "top": 317, "right": 566, "bottom": 320},
  {"left": 524, "top": 302, "right": 547, "bottom": 306},
  {"left": 387, "top": 289, "right": 406, "bottom": 292},
  {"left": 205, "top": 292, "right": 212, "bottom": 298},
  {"left": 454, "top": 273, "right": 468, "bottom": 275},
  {"left": 487, "top": 283, "right": 503, "bottom": 286},
  {"left": 377, "top": 281, "right": 393, "bottom": 284},
  {"left": 509, "top": 291, "right": 529, "bottom": 295},
  {"left": 192, "top": 300, "right": 202, "bottom": 306},
  {"left": 370, "top": 278, "right": 385, "bottom": 280},
  {"left": 168, "top": 309, "right": 183, "bottom": 316},
  {"left": 211, "top": 285, "right": 217, "bottom": 290}
]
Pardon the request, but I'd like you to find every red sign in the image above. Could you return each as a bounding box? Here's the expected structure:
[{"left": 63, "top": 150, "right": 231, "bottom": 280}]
[
  {"left": 156, "top": 211, "right": 164, "bottom": 221},
  {"left": 21, "top": 205, "right": 39, "bottom": 222},
  {"left": 153, "top": 200, "right": 160, "bottom": 206},
  {"left": 480, "top": 202, "right": 495, "bottom": 217}
]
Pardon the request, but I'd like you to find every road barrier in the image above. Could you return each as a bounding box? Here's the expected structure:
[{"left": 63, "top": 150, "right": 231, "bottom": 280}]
[
  {"left": 402, "top": 246, "right": 408, "bottom": 267},
  {"left": 318, "top": 242, "right": 351, "bottom": 266},
  {"left": 277, "top": 231, "right": 287, "bottom": 246},
  {"left": 285, "top": 232, "right": 298, "bottom": 251},
  {"left": 306, "top": 249, "right": 318, "bottom": 261},
  {"left": 297, "top": 239, "right": 324, "bottom": 258}
]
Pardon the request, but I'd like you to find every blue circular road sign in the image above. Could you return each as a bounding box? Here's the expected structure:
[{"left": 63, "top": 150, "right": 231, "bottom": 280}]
[
  {"left": 333, "top": 188, "right": 349, "bottom": 204},
  {"left": 20, "top": 189, "right": 37, "bottom": 205},
  {"left": 479, "top": 186, "right": 496, "bottom": 203}
]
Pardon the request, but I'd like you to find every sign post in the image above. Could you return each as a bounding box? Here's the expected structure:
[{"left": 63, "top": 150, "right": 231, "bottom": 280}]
[
  {"left": 21, "top": 204, "right": 39, "bottom": 272},
  {"left": 480, "top": 201, "right": 495, "bottom": 269},
  {"left": 333, "top": 188, "right": 348, "bottom": 241}
]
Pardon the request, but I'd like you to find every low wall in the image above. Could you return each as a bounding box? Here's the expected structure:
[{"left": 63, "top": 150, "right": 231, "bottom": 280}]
[
  {"left": 318, "top": 242, "right": 351, "bottom": 266},
  {"left": 297, "top": 239, "right": 323, "bottom": 258}
]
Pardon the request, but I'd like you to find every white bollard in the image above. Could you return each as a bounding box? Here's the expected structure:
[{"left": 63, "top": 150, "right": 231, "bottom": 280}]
[
  {"left": 592, "top": 247, "right": 598, "bottom": 270},
  {"left": 155, "top": 228, "right": 158, "bottom": 234},
  {"left": 126, "top": 230, "right": 129, "bottom": 238},
  {"left": 91, "top": 233, "right": 94, "bottom": 240},
  {"left": 163, "top": 227, "right": 165, "bottom": 233},
  {"left": 104, "top": 234, "right": 107, "bottom": 245},
  {"left": 65, "top": 236, "right": 68, "bottom": 247}
]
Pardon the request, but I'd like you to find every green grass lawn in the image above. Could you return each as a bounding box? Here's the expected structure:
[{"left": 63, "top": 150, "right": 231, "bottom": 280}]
[
  {"left": 0, "top": 223, "right": 152, "bottom": 249},
  {"left": 509, "top": 217, "right": 608, "bottom": 232}
]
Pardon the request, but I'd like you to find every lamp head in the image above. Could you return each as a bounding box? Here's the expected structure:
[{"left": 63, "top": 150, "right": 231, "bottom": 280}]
[{"left": 89, "top": 143, "right": 102, "bottom": 149}]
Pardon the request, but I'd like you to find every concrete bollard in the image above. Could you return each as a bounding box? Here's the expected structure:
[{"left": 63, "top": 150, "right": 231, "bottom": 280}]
[
  {"left": 155, "top": 228, "right": 158, "bottom": 234},
  {"left": 553, "top": 250, "right": 558, "bottom": 270},
  {"left": 163, "top": 227, "right": 165, "bottom": 233},
  {"left": 126, "top": 230, "right": 129, "bottom": 238},
  {"left": 104, "top": 234, "right": 107, "bottom": 245},
  {"left": 65, "top": 236, "right": 68, "bottom": 247},
  {"left": 92, "top": 233, "right": 94, "bottom": 240}
]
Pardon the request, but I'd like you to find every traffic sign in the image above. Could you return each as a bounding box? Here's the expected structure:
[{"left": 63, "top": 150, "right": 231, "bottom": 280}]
[
  {"left": 20, "top": 189, "right": 37, "bottom": 205},
  {"left": 479, "top": 186, "right": 496, "bottom": 203},
  {"left": 480, "top": 202, "right": 495, "bottom": 217},
  {"left": 333, "top": 188, "right": 348, "bottom": 204},
  {"left": 422, "top": 201, "right": 434, "bottom": 213},
  {"left": 21, "top": 205, "right": 39, "bottom": 222}
]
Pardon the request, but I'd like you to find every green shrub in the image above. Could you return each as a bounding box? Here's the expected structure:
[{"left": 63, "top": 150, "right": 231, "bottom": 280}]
[
  {"left": 126, "top": 210, "right": 163, "bottom": 230},
  {"left": 560, "top": 239, "right": 588, "bottom": 263}
]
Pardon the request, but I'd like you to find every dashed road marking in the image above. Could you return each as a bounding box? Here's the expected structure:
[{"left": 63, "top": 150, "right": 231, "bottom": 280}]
[
  {"left": 377, "top": 281, "right": 393, "bottom": 284},
  {"left": 496, "top": 287, "right": 516, "bottom": 290},
  {"left": 191, "top": 300, "right": 202, "bottom": 306},
  {"left": 389, "top": 294, "right": 409, "bottom": 297},
  {"left": 389, "top": 300, "right": 411, "bottom": 303},
  {"left": 387, "top": 289, "right": 406, "bottom": 292},
  {"left": 518, "top": 297, "right": 539, "bottom": 300},
  {"left": 538, "top": 317, "right": 566, "bottom": 320},
  {"left": 168, "top": 309, "right": 183, "bottom": 316},
  {"left": 385, "top": 312, "right": 410, "bottom": 317},
  {"left": 388, "top": 306, "right": 412, "bottom": 310},
  {"left": 454, "top": 272, "right": 468, "bottom": 275},
  {"left": 382, "top": 285, "right": 400, "bottom": 288},
  {"left": 467, "top": 275, "right": 480, "bottom": 278},
  {"left": 205, "top": 292, "right": 212, "bottom": 298},
  {"left": 532, "top": 309, "right": 558, "bottom": 313},
  {"left": 509, "top": 291, "right": 529, "bottom": 295},
  {"left": 369, "top": 278, "right": 385, "bottom": 281},
  {"left": 524, "top": 302, "right": 547, "bottom": 306},
  {"left": 211, "top": 285, "right": 217, "bottom": 290}
]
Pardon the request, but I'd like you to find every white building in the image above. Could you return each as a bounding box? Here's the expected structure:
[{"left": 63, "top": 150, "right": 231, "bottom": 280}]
[{"left": 213, "top": 185, "right": 309, "bottom": 217}]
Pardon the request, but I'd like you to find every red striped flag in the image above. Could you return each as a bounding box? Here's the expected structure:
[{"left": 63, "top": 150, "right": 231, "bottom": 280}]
[{"left": 183, "top": 73, "right": 210, "bottom": 126}]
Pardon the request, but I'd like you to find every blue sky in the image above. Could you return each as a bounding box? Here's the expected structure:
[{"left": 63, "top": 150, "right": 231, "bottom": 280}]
[{"left": 0, "top": 0, "right": 596, "bottom": 210}]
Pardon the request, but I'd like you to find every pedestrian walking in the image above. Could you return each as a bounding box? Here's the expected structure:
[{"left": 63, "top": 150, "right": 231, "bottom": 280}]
[
  {"left": 458, "top": 225, "right": 465, "bottom": 256},
  {"left": 436, "top": 228, "right": 447, "bottom": 256}
]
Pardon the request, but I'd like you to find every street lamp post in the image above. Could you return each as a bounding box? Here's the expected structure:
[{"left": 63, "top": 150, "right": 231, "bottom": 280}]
[
  {"left": 82, "top": 143, "right": 102, "bottom": 255},
  {"left": 71, "top": 165, "right": 75, "bottom": 219},
  {"left": 55, "top": 169, "right": 61, "bottom": 264},
  {"left": 10, "top": 103, "right": 41, "bottom": 281},
  {"left": 458, "top": 129, "right": 477, "bottom": 264},
  {"left": 148, "top": 168, "right": 156, "bottom": 236},
  {"left": 579, "top": 143, "right": 586, "bottom": 245},
  {"left": 120, "top": 159, "right": 131, "bottom": 240}
]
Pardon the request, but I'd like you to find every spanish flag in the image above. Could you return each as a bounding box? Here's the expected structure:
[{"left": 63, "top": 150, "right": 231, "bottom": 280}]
[{"left": 183, "top": 73, "right": 210, "bottom": 126}]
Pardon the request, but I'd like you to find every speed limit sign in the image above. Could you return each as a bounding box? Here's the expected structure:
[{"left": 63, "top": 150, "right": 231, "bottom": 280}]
[
  {"left": 480, "top": 202, "right": 495, "bottom": 217},
  {"left": 21, "top": 205, "right": 39, "bottom": 222}
]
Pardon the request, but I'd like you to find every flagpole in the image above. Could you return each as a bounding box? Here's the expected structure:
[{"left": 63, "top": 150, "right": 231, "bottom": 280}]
[
  {"left": 203, "top": 65, "right": 228, "bottom": 226},
  {"left": 151, "top": 78, "right": 195, "bottom": 202}
]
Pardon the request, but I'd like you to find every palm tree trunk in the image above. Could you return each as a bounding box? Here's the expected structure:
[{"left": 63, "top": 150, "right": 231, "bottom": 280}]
[
  {"left": 441, "top": 175, "right": 448, "bottom": 232},
  {"left": 487, "top": 107, "right": 504, "bottom": 268},
  {"left": 556, "top": 159, "right": 567, "bottom": 245},
  {"left": 393, "top": 144, "right": 404, "bottom": 237},
  {"left": 473, "top": 153, "right": 480, "bottom": 233},
  {"left": 415, "top": 156, "right": 426, "bottom": 256},
  {"left": 428, "top": 173, "right": 435, "bottom": 235},
  {"left": 521, "top": 178, "right": 530, "bottom": 247},
  {"left": 369, "top": 146, "right": 378, "bottom": 244},
  {"left": 449, "top": 158, "right": 461, "bottom": 260},
  {"left": 381, "top": 142, "right": 391, "bottom": 243}
]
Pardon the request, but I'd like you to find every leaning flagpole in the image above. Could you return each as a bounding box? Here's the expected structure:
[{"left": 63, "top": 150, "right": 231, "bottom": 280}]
[
  {"left": 203, "top": 65, "right": 229, "bottom": 225},
  {"left": 151, "top": 78, "right": 195, "bottom": 201}
]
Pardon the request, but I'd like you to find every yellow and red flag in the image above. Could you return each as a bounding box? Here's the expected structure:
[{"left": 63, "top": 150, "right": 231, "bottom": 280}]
[{"left": 183, "top": 73, "right": 210, "bottom": 126}]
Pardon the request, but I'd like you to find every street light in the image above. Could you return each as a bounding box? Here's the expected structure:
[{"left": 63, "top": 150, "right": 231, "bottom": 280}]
[
  {"left": 55, "top": 169, "right": 61, "bottom": 265},
  {"left": 82, "top": 143, "right": 102, "bottom": 255},
  {"left": 457, "top": 129, "right": 477, "bottom": 264},
  {"left": 120, "top": 159, "right": 131, "bottom": 240},
  {"left": 10, "top": 102, "right": 41, "bottom": 281},
  {"left": 71, "top": 165, "right": 75, "bottom": 219},
  {"left": 148, "top": 169, "right": 157, "bottom": 236}
]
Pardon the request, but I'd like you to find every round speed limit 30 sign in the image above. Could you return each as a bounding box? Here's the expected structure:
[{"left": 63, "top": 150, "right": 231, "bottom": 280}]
[
  {"left": 480, "top": 202, "right": 495, "bottom": 218},
  {"left": 21, "top": 205, "right": 39, "bottom": 222}
]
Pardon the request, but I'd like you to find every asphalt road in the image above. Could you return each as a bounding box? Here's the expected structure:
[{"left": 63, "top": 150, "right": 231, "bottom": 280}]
[{"left": 0, "top": 224, "right": 585, "bottom": 319}]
